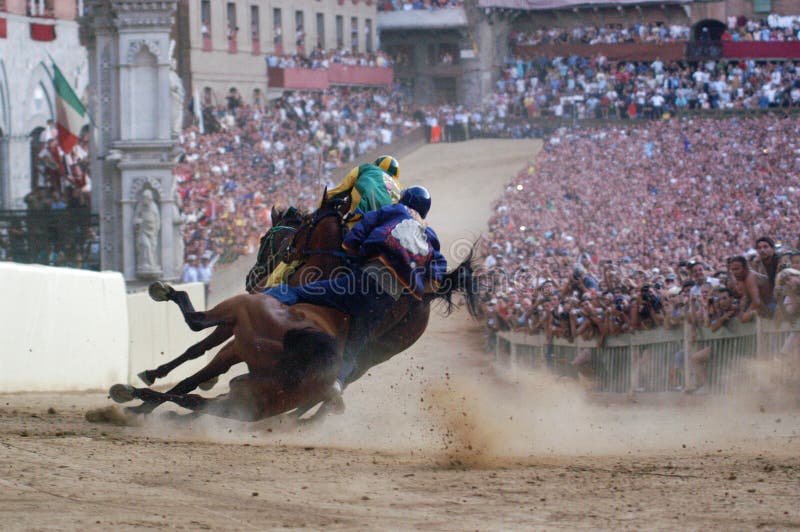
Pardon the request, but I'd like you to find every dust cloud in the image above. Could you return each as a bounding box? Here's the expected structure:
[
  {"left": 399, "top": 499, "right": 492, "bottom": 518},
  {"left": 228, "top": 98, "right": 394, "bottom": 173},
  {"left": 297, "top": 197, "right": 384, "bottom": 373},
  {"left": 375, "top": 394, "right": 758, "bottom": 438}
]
[{"left": 127, "top": 355, "right": 799, "bottom": 471}]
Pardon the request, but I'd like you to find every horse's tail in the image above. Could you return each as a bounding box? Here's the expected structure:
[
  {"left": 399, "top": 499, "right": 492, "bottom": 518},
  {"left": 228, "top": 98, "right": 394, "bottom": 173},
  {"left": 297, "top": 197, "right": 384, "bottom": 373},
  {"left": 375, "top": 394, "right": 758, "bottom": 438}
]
[
  {"left": 278, "top": 328, "right": 340, "bottom": 390},
  {"left": 425, "top": 242, "right": 481, "bottom": 319}
]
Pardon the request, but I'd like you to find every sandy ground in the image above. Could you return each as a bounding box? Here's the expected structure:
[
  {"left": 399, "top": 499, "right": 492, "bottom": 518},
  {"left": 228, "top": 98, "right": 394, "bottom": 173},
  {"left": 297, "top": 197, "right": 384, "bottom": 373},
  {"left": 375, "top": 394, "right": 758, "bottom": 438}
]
[{"left": 2, "top": 139, "right": 800, "bottom": 530}]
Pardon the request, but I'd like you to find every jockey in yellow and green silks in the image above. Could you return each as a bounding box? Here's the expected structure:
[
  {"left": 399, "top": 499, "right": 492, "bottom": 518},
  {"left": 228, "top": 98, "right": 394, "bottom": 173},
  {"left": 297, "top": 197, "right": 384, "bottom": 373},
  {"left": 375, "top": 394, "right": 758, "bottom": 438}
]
[
  {"left": 264, "top": 155, "right": 403, "bottom": 287},
  {"left": 325, "top": 155, "right": 402, "bottom": 227}
]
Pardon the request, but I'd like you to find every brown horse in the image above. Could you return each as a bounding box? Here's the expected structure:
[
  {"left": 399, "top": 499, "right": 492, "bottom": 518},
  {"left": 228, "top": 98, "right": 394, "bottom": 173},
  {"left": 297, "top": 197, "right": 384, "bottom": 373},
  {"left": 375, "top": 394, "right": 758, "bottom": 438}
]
[
  {"left": 244, "top": 202, "right": 438, "bottom": 387},
  {"left": 113, "top": 196, "right": 479, "bottom": 420}
]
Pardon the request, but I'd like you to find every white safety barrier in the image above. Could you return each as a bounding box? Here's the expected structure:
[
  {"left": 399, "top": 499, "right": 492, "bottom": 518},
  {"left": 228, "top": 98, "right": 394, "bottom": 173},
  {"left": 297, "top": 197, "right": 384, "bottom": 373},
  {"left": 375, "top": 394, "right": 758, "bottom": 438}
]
[
  {"left": 126, "top": 282, "right": 212, "bottom": 385},
  {"left": 0, "top": 263, "right": 128, "bottom": 392}
]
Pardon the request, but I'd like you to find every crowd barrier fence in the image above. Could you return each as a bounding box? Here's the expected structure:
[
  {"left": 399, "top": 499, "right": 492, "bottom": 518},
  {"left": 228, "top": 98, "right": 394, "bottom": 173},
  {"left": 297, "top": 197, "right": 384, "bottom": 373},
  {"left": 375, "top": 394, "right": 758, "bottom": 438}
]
[{"left": 495, "top": 318, "right": 799, "bottom": 394}]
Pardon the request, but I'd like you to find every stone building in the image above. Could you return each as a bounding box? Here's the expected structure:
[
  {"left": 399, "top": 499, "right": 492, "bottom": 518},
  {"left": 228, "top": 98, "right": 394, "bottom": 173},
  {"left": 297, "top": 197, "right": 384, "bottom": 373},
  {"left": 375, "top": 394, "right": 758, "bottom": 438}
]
[
  {"left": 379, "top": 8, "right": 473, "bottom": 105},
  {"left": 174, "top": 0, "right": 380, "bottom": 104},
  {"left": 0, "top": 0, "right": 88, "bottom": 208}
]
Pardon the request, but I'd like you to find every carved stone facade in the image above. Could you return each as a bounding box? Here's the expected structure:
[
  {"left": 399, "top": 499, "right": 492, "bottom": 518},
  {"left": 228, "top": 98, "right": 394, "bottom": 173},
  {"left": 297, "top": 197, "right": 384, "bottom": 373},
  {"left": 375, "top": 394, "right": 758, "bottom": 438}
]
[{"left": 81, "top": 0, "right": 180, "bottom": 284}]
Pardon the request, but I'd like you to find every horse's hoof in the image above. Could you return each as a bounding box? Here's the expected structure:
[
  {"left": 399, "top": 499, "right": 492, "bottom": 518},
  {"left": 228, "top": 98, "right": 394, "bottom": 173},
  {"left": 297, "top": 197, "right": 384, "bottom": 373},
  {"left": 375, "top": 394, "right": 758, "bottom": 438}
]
[
  {"left": 148, "top": 281, "right": 173, "bottom": 302},
  {"left": 198, "top": 376, "right": 218, "bottom": 391},
  {"left": 138, "top": 370, "right": 155, "bottom": 386},
  {"left": 109, "top": 384, "right": 136, "bottom": 404}
]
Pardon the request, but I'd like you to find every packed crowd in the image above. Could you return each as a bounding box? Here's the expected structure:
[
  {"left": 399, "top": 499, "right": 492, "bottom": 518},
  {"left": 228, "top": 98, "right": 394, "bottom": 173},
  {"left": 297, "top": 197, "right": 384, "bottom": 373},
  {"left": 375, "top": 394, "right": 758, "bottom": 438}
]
[
  {"left": 726, "top": 15, "right": 800, "bottom": 41},
  {"left": 492, "top": 56, "right": 800, "bottom": 121},
  {"left": 378, "top": 0, "right": 462, "bottom": 12},
  {"left": 480, "top": 115, "right": 800, "bottom": 349},
  {"left": 510, "top": 22, "right": 690, "bottom": 47},
  {"left": 480, "top": 114, "right": 800, "bottom": 388},
  {"left": 174, "top": 87, "right": 418, "bottom": 266},
  {"left": 266, "top": 48, "right": 392, "bottom": 70}
]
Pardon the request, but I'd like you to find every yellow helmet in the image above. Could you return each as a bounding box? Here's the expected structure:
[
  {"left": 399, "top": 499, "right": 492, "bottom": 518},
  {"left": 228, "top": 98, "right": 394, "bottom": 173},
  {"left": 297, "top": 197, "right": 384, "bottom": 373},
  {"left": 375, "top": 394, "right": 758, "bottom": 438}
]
[{"left": 374, "top": 155, "right": 400, "bottom": 181}]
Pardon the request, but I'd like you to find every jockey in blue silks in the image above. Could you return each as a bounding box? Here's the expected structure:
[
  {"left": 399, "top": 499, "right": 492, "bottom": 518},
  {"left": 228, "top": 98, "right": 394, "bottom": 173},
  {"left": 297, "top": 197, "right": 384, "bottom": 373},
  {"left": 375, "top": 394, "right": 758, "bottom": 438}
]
[{"left": 264, "top": 186, "right": 447, "bottom": 395}]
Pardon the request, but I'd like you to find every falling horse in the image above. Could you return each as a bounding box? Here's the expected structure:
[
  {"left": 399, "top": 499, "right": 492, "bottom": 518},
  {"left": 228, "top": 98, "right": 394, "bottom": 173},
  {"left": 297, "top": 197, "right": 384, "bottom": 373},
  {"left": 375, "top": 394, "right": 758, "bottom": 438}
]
[
  {"left": 111, "top": 195, "right": 479, "bottom": 421},
  {"left": 242, "top": 201, "right": 456, "bottom": 387}
]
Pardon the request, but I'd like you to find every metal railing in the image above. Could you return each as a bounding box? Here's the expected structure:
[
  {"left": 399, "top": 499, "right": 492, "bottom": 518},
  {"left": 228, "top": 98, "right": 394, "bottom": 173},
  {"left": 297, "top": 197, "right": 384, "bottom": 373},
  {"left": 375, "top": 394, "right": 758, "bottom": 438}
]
[
  {"left": 0, "top": 209, "right": 100, "bottom": 271},
  {"left": 495, "top": 318, "right": 798, "bottom": 394}
]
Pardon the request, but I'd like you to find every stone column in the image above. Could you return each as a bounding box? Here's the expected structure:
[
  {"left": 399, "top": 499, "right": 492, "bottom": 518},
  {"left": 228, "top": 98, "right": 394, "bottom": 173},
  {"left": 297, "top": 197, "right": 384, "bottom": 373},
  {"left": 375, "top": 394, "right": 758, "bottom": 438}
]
[
  {"left": 81, "top": 0, "right": 180, "bottom": 285},
  {"left": 4, "top": 136, "right": 32, "bottom": 209}
]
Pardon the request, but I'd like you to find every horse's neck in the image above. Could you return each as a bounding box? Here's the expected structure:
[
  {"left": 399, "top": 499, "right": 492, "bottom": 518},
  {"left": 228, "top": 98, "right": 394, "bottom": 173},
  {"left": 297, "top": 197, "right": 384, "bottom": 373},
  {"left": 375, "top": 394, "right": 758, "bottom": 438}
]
[{"left": 287, "top": 222, "right": 344, "bottom": 286}]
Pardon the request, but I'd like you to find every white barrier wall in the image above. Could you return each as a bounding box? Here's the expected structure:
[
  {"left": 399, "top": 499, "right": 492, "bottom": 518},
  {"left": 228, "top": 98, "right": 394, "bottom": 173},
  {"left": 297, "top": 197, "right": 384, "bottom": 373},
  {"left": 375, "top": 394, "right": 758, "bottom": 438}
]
[
  {"left": 126, "top": 283, "right": 213, "bottom": 385},
  {"left": 0, "top": 263, "right": 129, "bottom": 392}
]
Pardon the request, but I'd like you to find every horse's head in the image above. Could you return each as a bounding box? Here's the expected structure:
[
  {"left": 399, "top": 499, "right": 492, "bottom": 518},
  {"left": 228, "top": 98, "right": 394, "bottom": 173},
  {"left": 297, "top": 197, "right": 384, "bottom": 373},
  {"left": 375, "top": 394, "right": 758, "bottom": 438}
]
[
  {"left": 245, "top": 205, "right": 306, "bottom": 294},
  {"left": 283, "top": 188, "right": 350, "bottom": 278}
]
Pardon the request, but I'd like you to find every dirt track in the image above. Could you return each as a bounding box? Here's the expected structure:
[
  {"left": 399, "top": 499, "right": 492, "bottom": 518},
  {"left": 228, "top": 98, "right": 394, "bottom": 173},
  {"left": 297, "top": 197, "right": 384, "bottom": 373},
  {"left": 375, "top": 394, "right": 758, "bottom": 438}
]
[{"left": 2, "top": 139, "right": 800, "bottom": 530}]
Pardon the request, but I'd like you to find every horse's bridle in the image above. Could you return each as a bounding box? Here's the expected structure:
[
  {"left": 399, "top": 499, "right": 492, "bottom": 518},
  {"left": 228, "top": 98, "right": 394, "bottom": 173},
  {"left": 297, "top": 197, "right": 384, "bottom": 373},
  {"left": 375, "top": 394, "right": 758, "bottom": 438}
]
[
  {"left": 257, "top": 224, "right": 297, "bottom": 269},
  {"left": 287, "top": 202, "right": 349, "bottom": 261}
]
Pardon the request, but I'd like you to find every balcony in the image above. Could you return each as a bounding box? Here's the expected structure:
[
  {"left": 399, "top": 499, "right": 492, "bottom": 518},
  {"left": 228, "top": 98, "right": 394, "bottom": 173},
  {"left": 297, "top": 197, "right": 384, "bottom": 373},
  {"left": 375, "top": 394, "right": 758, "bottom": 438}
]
[
  {"left": 514, "top": 41, "right": 687, "bottom": 62},
  {"left": 722, "top": 41, "right": 800, "bottom": 59},
  {"left": 268, "top": 67, "right": 330, "bottom": 90},
  {"left": 267, "top": 64, "right": 393, "bottom": 89},
  {"left": 328, "top": 64, "right": 393, "bottom": 86}
]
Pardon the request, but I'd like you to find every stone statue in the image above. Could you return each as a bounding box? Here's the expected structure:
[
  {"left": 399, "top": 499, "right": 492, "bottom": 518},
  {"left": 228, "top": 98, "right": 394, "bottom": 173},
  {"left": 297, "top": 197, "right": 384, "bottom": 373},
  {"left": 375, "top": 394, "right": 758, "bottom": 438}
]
[
  {"left": 172, "top": 182, "right": 186, "bottom": 277},
  {"left": 169, "top": 39, "right": 185, "bottom": 137},
  {"left": 134, "top": 188, "right": 161, "bottom": 275}
]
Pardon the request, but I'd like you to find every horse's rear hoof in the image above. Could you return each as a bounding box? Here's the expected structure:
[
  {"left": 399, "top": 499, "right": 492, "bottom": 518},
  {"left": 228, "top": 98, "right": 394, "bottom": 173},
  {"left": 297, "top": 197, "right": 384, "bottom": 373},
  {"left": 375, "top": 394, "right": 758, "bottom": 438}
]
[
  {"left": 148, "top": 281, "right": 173, "bottom": 302},
  {"left": 109, "top": 384, "right": 136, "bottom": 403},
  {"left": 138, "top": 370, "right": 155, "bottom": 386},
  {"left": 198, "top": 376, "right": 218, "bottom": 391}
]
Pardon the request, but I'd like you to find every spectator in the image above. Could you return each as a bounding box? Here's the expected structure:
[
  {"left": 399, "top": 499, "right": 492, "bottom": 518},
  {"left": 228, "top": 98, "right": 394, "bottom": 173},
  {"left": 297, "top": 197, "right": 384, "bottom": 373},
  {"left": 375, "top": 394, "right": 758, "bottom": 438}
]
[{"left": 180, "top": 254, "right": 200, "bottom": 283}]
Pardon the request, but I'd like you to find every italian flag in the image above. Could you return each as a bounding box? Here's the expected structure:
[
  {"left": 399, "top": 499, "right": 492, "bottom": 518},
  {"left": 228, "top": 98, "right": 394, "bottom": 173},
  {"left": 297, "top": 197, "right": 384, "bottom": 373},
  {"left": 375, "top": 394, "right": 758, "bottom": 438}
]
[{"left": 53, "top": 63, "right": 87, "bottom": 152}]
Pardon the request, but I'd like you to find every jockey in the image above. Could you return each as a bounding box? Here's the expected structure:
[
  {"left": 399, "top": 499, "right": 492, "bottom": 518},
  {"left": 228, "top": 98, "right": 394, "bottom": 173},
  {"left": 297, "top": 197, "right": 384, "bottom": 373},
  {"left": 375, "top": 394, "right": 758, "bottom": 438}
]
[
  {"left": 326, "top": 155, "right": 403, "bottom": 225},
  {"left": 263, "top": 155, "right": 402, "bottom": 287},
  {"left": 264, "top": 186, "right": 446, "bottom": 397}
]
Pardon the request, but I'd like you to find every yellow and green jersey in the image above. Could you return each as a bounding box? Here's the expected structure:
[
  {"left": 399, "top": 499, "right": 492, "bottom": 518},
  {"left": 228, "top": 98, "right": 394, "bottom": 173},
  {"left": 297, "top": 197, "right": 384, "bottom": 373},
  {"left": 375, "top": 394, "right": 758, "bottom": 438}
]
[{"left": 326, "top": 163, "right": 402, "bottom": 214}]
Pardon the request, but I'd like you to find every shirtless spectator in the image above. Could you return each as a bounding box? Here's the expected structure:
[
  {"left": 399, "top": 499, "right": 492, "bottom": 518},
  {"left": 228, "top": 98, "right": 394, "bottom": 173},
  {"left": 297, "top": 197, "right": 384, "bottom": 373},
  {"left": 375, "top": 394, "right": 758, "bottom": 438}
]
[
  {"left": 727, "top": 255, "right": 772, "bottom": 321},
  {"left": 751, "top": 236, "right": 780, "bottom": 296}
]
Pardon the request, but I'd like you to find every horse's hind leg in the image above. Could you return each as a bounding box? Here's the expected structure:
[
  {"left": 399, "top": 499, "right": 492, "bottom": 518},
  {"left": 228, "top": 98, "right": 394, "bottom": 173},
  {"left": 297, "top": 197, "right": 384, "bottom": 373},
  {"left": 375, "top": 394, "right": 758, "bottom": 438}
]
[
  {"left": 148, "top": 281, "right": 225, "bottom": 332},
  {"left": 127, "top": 340, "right": 240, "bottom": 415},
  {"left": 138, "top": 324, "right": 233, "bottom": 386},
  {"left": 113, "top": 378, "right": 268, "bottom": 422}
]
